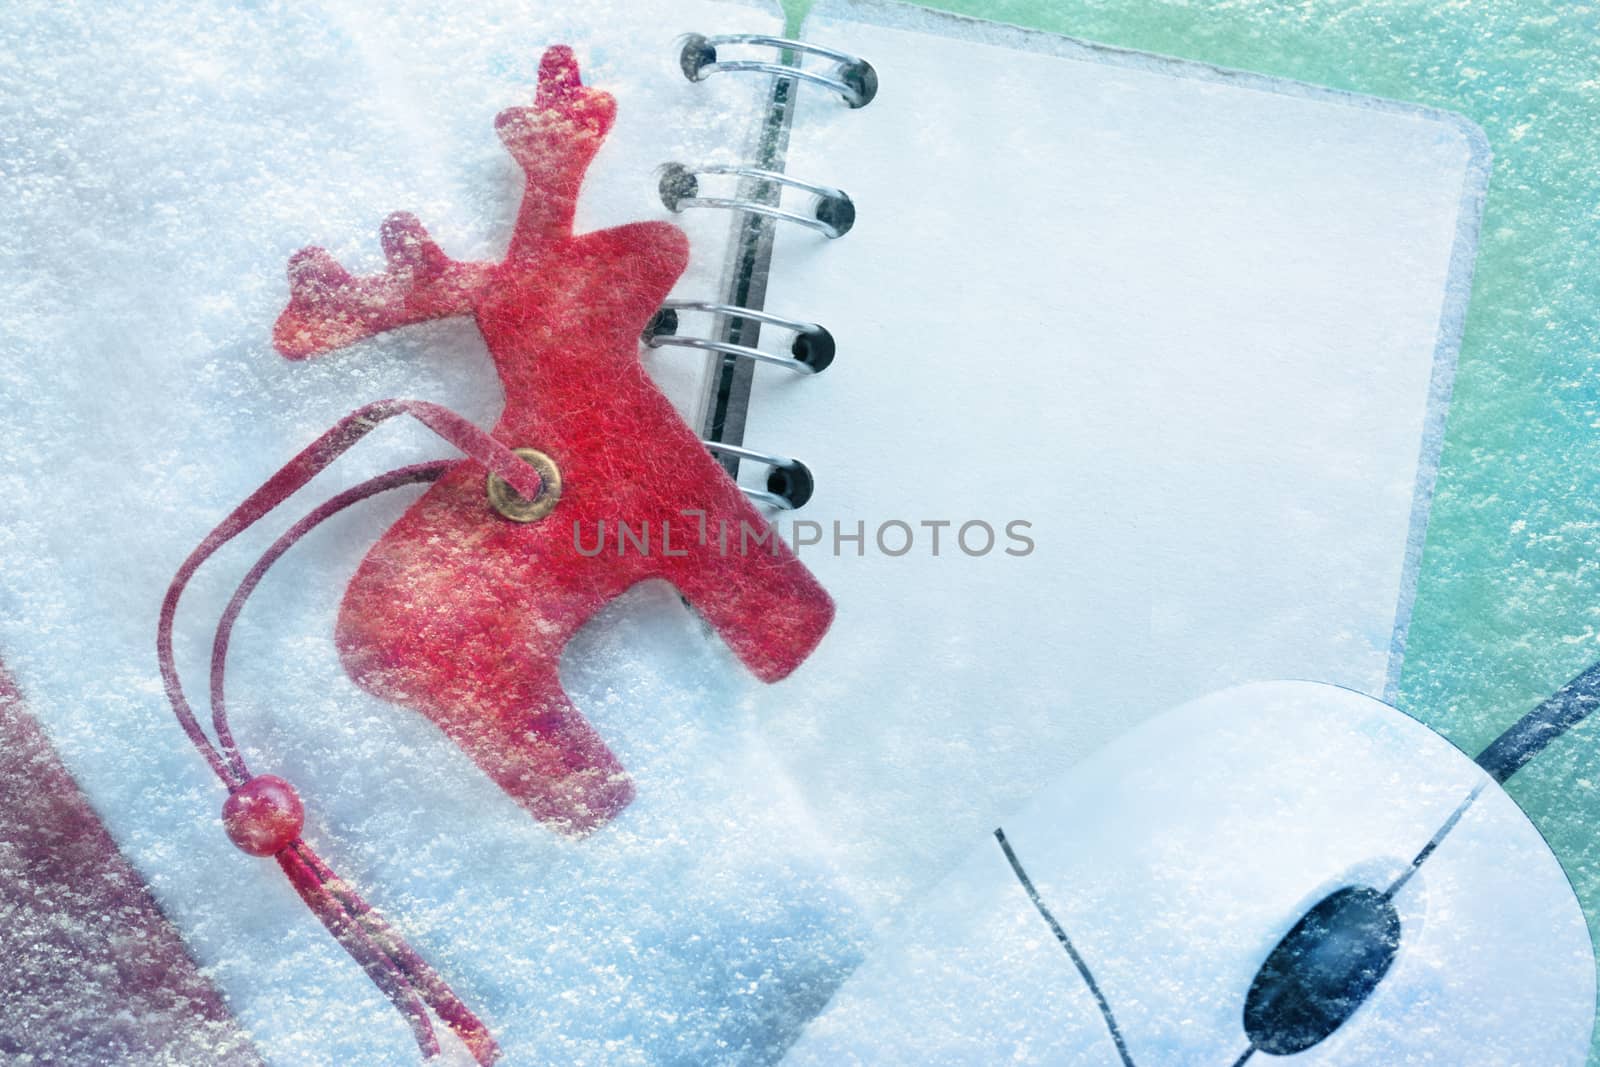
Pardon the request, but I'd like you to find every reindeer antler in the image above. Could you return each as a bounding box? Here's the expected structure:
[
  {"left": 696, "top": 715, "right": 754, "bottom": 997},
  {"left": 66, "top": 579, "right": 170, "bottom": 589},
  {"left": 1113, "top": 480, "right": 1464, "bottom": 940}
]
[
  {"left": 273, "top": 47, "right": 617, "bottom": 358},
  {"left": 273, "top": 213, "right": 493, "bottom": 360},
  {"left": 496, "top": 45, "right": 617, "bottom": 256}
]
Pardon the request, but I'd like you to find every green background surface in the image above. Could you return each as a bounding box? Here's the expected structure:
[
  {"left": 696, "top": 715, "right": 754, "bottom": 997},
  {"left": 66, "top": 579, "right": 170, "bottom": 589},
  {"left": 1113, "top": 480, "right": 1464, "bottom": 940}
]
[{"left": 784, "top": 0, "right": 1600, "bottom": 1054}]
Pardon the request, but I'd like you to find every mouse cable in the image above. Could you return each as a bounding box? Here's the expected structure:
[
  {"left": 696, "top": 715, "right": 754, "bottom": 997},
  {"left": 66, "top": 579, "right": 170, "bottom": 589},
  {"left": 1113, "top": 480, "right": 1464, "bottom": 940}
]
[{"left": 1475, "top": 658, "right": 1600, "bottom": 784}]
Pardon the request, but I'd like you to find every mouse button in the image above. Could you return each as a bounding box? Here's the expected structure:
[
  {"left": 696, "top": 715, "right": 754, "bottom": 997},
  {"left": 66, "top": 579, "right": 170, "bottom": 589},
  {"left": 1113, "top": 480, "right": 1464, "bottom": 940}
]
[
  {"left": 1198, "top": 684, "right": 1485, "bottom": 856},
  {"left": 1242, "top": 885, "right": 1402, "bottom": 1056},
  {"left": 785, "top": 838, "right": 1122, "bottom": 1066}
]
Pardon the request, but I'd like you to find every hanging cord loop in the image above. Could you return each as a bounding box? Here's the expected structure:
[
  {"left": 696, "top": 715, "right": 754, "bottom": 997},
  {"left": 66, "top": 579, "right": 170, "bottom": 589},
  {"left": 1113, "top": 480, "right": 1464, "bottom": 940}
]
[{"left": 157, "top": 398, "right": 537, "bottom": 1063}]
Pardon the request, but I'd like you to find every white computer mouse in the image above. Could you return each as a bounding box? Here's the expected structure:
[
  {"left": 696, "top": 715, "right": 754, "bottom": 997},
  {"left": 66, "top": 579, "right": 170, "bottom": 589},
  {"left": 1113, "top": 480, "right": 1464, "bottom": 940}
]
[{"left": 784, "top": 681, "right": 1595, "bottom": 1065}]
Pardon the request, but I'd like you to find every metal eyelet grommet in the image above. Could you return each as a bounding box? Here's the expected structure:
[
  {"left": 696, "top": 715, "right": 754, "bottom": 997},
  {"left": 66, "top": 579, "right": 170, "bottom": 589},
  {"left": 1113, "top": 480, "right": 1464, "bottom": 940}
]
[{"left": 486, "top": 447, "right": 562, "bottom": 522}]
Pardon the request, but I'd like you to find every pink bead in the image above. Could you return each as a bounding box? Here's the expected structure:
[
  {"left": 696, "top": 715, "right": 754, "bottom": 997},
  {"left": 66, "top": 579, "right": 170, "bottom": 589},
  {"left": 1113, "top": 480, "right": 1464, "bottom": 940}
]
[{"left": 222, "top": 775, "right": 304, "bottom": 856}]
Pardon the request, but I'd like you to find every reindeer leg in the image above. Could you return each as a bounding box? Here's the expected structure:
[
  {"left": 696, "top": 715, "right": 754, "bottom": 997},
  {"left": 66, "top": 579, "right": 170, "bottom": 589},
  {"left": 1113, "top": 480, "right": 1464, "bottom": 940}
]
[
  {"left": 338, "top": 625, "right": 633, "bottom": 834},
  {"left": 663, "top": 486, "right": 836, "bottom": 684},
  {"left": 673, "top": 556, "right": 834, "bottom": 684},
  {"left": 335, "top": 498, "right": 633, "bottom": 835},
  {"left": 415, "top": 659, "right": 633, "bottom": 835}
]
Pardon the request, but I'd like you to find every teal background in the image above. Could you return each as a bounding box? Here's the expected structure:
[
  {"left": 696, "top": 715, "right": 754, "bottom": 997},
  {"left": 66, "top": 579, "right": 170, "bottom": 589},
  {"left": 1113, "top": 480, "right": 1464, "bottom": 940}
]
[{"left": 784, "top": 0, "right": 1600, "bottom": 1055}]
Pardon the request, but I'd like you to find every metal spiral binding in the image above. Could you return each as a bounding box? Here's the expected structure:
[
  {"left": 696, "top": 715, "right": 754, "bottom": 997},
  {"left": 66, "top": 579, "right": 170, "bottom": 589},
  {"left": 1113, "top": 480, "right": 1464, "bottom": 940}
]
[
  {"left": 702, "top": 441, "right": 816, "bottom": 511},
  {"left": 658, "top": 163, "right": 854, "bottom": 239},
  {"left": 646, "top": 301, "right": 835, "bottom": 375},
  {"left": 670, "top": 32, "right": 875, "bottom": 511},
  {"left": 678, "top": 33, "right": 878, "bottom": 108}
]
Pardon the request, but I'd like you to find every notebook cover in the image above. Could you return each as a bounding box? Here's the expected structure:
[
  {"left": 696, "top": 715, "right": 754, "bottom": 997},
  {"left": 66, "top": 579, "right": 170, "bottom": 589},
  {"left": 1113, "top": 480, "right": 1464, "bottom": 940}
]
[{"left": 0, "top": 664, "right": 261, "bottom": 1063}]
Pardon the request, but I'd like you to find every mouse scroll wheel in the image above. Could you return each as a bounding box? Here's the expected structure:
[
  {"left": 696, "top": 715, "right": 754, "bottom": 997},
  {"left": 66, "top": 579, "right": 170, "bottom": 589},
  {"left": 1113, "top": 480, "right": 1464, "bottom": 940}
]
[{"left": 1242, "top": 885, "right": 1402, "bottom": 1056}]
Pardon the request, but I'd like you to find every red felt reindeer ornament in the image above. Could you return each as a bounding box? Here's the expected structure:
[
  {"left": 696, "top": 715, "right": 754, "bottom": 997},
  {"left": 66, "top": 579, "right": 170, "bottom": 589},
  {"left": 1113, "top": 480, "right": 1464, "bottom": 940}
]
[
  {"left": 276, "top": 45, "right": 834, "bottom": 833},
  {"left": 160, "top": 47, "right": 833, "bottom": 1060}
]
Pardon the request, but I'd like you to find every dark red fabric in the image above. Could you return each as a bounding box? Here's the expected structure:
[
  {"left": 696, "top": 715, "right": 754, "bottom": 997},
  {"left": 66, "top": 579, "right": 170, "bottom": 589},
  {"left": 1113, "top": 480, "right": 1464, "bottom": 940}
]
[
  {"left": 0, "top": 665, "right": 262, "bottom": 1064},
  {"left": 274, "top": 46, "right": 834, "bottom": 834}
]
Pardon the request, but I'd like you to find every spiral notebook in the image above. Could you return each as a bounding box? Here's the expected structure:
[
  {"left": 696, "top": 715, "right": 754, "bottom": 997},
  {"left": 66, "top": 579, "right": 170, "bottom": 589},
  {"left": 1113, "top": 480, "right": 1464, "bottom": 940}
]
[
  {"left": 0, "top": 0, "right": 1486, "bottom": 1061},
  {"left": 687, "top": 0, "right": 1490, "bottom": 909}
]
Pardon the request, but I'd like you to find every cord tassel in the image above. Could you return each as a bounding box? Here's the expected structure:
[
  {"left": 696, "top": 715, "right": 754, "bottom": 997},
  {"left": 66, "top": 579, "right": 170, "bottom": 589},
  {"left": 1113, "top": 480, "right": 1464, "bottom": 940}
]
[
  {"left": 158, "top": 401, "right": 532, "bottom": 1059},
  {"left": 295, "top": 845, "right": 502, "bottom": 1064},
  {"left": 278, "top": 844, "right": 442, "bottom": 1059}
]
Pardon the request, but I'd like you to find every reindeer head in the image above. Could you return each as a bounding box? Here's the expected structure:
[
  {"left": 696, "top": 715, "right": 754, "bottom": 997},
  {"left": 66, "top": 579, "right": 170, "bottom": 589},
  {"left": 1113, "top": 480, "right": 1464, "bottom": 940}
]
[{"left": 273, "top": 46, "right": 683, "bottom": 372}]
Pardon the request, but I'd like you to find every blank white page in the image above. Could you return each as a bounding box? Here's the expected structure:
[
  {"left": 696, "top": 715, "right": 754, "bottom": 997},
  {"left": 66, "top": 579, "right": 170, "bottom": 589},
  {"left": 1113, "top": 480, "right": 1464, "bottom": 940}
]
[{"left": 744, "top": 0, "right": 1489, "bottom": 908}]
